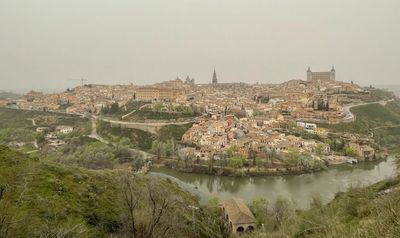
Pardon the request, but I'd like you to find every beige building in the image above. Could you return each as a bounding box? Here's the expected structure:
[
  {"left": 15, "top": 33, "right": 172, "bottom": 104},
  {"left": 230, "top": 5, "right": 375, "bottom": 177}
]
[
  {"left": 222, "top": 198, "right": 256, "bottom": 234},
  {"left": 307, "top": 66, "right": 335, "bottom": 81},
  {"left": 135, "top": 86, "right": 183, "bottom": 102}
]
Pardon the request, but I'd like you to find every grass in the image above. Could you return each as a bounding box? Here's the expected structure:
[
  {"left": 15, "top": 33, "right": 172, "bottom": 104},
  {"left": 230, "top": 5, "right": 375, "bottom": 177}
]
[
  {"left": 322, "top": 101, "right": 400, "bottom": 135},
  {"left": 158, "top": 123, "right": 194, "bottom": 141},
  {"left": 97, "top": 120, "right": 193, "bottom": 151},
  {"left": 0, "top": 107, "right": 91, "bottom": 135},
  {"left": 97, "top": 120, "right": 156, "bottom": 151},
  {"left": 0, "top": 146, "right": 222, "bottom": 237},
  {"left": 128, "top": 110, "right": 196, "bottom": 121}
]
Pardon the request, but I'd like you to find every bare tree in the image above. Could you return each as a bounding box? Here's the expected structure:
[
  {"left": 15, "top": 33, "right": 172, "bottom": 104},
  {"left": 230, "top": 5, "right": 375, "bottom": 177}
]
[
  {"left": 120, "top": 174, "right": 140, "bottom": 238},
  {"left": 0, "top": 185, "right": 13, "bottom": 238},
  {"left": 142, "top": 181, "right": 180, "bottom": 238}
]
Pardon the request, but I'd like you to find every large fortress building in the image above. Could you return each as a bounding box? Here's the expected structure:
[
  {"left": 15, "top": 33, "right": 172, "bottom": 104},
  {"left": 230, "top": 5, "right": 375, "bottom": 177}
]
[{"left": 307, "top": 66, "right": 335, "bottom": 81}]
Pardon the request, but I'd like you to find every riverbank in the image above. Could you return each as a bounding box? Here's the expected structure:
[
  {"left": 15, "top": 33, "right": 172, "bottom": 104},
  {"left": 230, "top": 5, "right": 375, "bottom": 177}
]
[
  {"left": 150, "top": 157, "right": 399, "bottom": 209},
  {"left": 152, "top": 159, "right": 327, "bottom": 177},
  {"left": 151, "top": 154, "right": 390, "bottom": 177}
]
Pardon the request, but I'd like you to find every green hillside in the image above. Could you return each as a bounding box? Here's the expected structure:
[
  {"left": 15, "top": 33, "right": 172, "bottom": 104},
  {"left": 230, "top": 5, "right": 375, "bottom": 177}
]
[
  {"left": 0, "top": 146, "right": 224, "bottom": 237},
  {"left": 323, "top": 102, "right": 400, "bottom": 134},
  {"left": 321, "top": 101, "right": 400, "bottom": 152},
  {"left": 96, "top": 120, "right": 193, "bottom": 151},
  {"left": 244, "top": 174, "right": 400, "bottom": 238}
]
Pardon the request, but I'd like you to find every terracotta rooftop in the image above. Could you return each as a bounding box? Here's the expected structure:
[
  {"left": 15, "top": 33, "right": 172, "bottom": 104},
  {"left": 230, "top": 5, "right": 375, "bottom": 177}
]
[{"left": 222, "top": 198, "right": 256, "bottom": 225}]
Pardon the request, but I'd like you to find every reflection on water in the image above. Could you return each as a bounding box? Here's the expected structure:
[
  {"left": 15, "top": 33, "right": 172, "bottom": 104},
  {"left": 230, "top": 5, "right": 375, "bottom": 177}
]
[{"left": 150, "top": 158, "right": 398, "bottom": 209}]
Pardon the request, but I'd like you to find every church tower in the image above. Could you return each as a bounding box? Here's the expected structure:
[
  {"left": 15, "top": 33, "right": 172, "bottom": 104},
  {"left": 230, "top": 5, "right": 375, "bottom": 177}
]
[
  {"left": 307, "top": 67, "right": 312, "bottom": 81},
  {"left": 212, "top": 69, "right": 218, "bottom": 84},
  {"left": 330, "top": 66, "right": 336, "bottom": 81}
]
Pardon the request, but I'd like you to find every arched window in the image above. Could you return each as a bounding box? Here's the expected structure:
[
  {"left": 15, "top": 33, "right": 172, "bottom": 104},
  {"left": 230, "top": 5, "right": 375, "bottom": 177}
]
[
  {"left": 236, "top": 227, "right": 244, "bottom": 232},
  {"left": 247, "top": 226, "right": 254, "bottom": 231}
]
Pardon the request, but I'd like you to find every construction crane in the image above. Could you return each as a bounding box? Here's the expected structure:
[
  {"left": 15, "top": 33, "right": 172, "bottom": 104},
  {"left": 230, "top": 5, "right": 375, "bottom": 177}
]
[{"left": 68, "top": 78, "right": 88, "bottom": 86}]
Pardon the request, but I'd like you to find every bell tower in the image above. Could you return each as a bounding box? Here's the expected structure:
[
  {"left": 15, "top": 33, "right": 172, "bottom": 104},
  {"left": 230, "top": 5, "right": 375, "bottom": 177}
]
[{"left": 330, "top": 66, "right": 336, "bottom": 81}]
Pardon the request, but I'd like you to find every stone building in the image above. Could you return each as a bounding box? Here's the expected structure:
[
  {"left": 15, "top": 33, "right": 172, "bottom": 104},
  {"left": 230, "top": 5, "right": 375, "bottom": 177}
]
[
  {"left": 134, "top": 86, "right": 182, "bottom": 102},
  {"left": 307, "top": 66, "right": 335, "bottom": 81},
  {"left": 222, "top": 198, "right": 256, "bottom": 234}
]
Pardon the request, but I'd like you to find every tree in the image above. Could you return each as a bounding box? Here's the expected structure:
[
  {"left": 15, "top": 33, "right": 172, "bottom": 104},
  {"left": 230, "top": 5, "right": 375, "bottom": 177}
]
[
  {"left": 264, "top": 147, "right": 276, "bottom": 165},
  {"left": 251, "top": 198, "right": 268, "bottom": 226},
  {"left": 141, "top": 180, "right": 181, "bottom": 237},
  {"left": 272, "top": 197, "right": 293, "bottom": 229},
  {"left": 120, "top": 174, "right": 140, "bottom": 238},
  {"left": 343, "top": 146, "right": 356, "bottom": 156},
  {"left": 228, "top": 155, "right": 247, "bottom": 170},
  {"left": 248, "top": 147, "right": 256, "bottom": 166},
  {"left": 226, "top": 144, "right": 239, "bottom": 158},
  {"left": 0, "top": 184, "right": 13, "bottom": 237},
  {"left": 315, "top": 144, "right": 325, "bottom": 156},
  {"left": 255, "top": 157, "right": 264, "bottom": 170},
  {"left": 109, "top": 102, "right": 120, "bottom": 114},
  {"left": 206, "top": 197, "right": 220, "bottom": 216},
  {"left": 287, "top": 120, "right": 296, "bottom": 129},
  {"left": 286, "top": 148, "right": 300, "bottom": 167}
]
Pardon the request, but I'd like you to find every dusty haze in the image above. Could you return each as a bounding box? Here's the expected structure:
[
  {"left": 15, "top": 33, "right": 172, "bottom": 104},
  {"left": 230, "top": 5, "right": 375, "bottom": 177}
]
[{"left": 0, "top": 0, "right": 399, "bottom": 91}]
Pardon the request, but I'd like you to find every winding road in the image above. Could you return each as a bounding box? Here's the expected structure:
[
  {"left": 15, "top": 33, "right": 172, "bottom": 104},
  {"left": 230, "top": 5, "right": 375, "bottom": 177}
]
[
  {"left": 341, "top": 100, "right": 390, "bottom": 123},
  {"left": 88, "top": 116, "right": 155, "bottom": 160}
]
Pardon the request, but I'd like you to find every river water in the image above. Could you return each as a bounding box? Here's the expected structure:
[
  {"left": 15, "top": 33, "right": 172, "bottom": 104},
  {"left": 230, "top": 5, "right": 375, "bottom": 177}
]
[{"left": 150, "top": 158, "right": 398, "bottom": 209}]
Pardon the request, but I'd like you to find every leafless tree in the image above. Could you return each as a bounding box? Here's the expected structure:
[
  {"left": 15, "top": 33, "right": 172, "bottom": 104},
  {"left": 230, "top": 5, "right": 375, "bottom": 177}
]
[
  {"left": 142, "top": 181, "right": 181, "bottom": 238},
  {"left": 120, "top": 174, "right": 140, "bottom": 238},
  {"left": 0, "top": 185, "right": 13, "bottom": 238}
]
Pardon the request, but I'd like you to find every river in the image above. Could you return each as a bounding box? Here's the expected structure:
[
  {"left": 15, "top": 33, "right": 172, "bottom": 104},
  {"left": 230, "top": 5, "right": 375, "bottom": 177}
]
[{"left": 150, "top": 158, "right": 398, "bottom": 209}]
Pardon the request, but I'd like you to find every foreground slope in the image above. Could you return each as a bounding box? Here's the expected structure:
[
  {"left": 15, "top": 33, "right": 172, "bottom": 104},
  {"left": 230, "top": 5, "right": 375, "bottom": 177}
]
[{"left": 0, "top": 146, "right": 224, "bottom": 237}]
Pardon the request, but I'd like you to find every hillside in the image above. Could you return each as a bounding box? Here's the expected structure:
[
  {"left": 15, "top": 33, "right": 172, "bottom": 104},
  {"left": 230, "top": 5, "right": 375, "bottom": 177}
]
[
  {"left": 0, "top": 146, "right": 224, "bottom": 237},
  {"left": 96, "top": 120, "right": 192, "bottom": 151},
  {"left": 246, "top": 174, "right": 400, "bottom": 237},
  {"left": 321, "top": 100, "right": 400, "bottom": 152}
]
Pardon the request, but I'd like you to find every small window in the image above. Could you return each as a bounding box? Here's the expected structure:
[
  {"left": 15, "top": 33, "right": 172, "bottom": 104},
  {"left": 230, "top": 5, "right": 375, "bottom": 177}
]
[{"left": 236, "top": 227, "right": 244, "bottom": 232}]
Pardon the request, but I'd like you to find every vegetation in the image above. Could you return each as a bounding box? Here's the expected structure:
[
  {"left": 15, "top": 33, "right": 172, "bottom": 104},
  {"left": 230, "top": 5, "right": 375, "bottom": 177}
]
[
  {"left": 158, "top": 123, "right": 193, "bottom": 141},
  {"left": 321, "top": 101, "right": 400, "bottom": 153},
  {"left": 41, "top": 137, "right": 147, "bottom": 170},
  {"left": 322, "top": 102, "right": 400, "bottom": 134},
  {"left": 96, "top": 120, "right": 192, "bottom": 152},
  {"left": 97, "top": 120, "right": 156, "bottom": 151},
  {"left": 101, "top": 101, "right": 148, "bottom": 117},
  {"left": 247, "top": 174, "right": 400, "bottom": 238},
  {"left": 128, "top": 110, "right": 195, "bottom": 121},
  {"left": 0, "top": 107, "right": 91, "bottom": 136},
  {"left": 100, "top": 100, "right": 199, "bottom": 121},
  {"left": 0, "top": 146, "right": 224, "bottom": 237},
  {"left": 369, "top": 88, "right": 395, "bottom": 101},
  {"left": 0, "top": 91, "right": 21, "bottom": 100}
]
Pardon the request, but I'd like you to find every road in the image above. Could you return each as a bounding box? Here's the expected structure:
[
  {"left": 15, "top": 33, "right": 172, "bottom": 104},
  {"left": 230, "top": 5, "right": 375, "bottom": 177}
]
[
  {"left": 341, "top": 100, "right": 389, "bottom": 123},
  {"left": 28, "top": 118, "right": 36, "bottom": 126},
  {"left": 88, "top": 116, "right": 155, "bottom": 160},
  {"left": 88, "top": 116, "right": 109, "bottom": 144},
  {"left": 121, "top": 103, "right": 152, "bottom": 119}
]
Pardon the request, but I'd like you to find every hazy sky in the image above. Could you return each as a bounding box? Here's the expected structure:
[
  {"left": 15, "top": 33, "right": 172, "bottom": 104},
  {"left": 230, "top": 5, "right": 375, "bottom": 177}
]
[{"left": 1, "top": 0, "right": 399, "bottom": 91}]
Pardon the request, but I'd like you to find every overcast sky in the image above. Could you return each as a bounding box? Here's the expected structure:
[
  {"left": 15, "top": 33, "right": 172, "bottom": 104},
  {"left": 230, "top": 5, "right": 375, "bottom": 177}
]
[{"left": 0, "top": 0, "right": 399, "bottom": 91}]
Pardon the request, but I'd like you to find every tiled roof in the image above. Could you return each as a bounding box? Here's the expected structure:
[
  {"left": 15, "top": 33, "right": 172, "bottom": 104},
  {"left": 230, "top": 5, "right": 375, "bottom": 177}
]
[{"left": 222, "top": 198, "right": 256, "bottom": 225}]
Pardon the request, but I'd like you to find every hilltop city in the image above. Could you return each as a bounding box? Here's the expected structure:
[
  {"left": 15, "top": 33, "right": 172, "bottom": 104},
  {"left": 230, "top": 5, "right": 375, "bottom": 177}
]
[
  {"left": 1, "top": 66, "right": 400, "bottom": 237},
  {"left": 1, "top": 67, "right": 394, "bottom": 172}
]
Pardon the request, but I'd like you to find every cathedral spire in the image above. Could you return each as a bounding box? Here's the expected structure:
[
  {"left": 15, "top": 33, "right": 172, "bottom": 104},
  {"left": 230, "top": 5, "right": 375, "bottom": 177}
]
[{"left": 212, "top": 69, "right": 218, "bottom": 84}]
